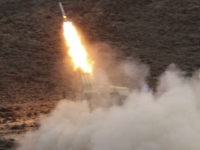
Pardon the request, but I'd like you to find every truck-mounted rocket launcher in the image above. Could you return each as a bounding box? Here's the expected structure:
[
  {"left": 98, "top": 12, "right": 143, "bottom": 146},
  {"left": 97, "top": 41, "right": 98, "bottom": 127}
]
[{"left": 58, "top": 1, "right": 133, "bottom": 110}]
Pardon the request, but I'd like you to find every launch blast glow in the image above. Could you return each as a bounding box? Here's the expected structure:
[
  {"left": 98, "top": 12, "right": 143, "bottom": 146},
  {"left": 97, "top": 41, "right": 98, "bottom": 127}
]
[
  {"left": 63, "top": 22, "right": 93, "bottom": 73},
  {"left": 59, "top": 1, "right": 93, "bottom": 73}
]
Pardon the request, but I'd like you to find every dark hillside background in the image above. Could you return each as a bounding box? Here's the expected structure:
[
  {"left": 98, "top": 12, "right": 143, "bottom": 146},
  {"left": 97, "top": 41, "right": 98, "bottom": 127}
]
[{"left": 0, "top": 0, "right": 200, "bottom": 101}]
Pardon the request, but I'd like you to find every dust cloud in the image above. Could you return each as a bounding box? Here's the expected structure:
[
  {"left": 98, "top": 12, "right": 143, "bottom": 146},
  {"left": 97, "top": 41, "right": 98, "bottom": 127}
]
[{"left": 18, "top": 65, "right": 200, "bottom": 150}]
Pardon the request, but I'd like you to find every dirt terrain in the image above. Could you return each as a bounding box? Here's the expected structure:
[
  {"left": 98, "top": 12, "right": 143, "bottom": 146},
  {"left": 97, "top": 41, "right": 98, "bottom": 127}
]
[
  {"left": 0, "top": 0, "right": 200, "bottom": 149},
  {"left": 0, "top": 99, "right": 57, "bottom": 149}
]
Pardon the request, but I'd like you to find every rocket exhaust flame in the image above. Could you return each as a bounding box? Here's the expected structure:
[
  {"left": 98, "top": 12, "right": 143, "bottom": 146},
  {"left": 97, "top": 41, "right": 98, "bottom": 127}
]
[
  {"left": 59, "top": 1, "right": 94, "bottom": 103},
  {"left": 59, "top": 1, "right": 93, "bottom": 73},
  {"left": 63, "top": 21, "right": 93, "bottom": 73},
  {"left": 59, "top": 1, "right": 92, "bottom": 73}
]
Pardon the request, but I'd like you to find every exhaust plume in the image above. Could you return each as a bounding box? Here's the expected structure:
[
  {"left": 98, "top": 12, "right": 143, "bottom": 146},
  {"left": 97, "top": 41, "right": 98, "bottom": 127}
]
[
  {"left": 63, "top": 21, "right": 93, "bottom": 73},
  {"left": 18, "top": 65, "right": 200, "bottom": 150}
]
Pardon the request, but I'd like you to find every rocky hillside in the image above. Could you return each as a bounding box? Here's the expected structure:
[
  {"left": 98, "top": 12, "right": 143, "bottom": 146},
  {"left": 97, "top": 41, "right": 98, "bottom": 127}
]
[{"left": 0, "top": 0, "right": 199, "bottom": 101}]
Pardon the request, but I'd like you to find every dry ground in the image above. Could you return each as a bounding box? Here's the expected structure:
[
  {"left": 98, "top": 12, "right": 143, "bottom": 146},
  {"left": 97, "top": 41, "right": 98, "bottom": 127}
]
[
  {"left": 0, "top": 0, "right": 200, "bottom": 149},
  {"left": 0, "top": 99, "right": 57, "bottom": 149}
]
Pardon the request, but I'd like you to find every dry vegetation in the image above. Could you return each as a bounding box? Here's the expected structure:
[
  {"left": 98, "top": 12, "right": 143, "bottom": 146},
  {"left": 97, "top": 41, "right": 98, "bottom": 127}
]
[{"left": 0, "top": 0, "right": 200, "bottom": 149}]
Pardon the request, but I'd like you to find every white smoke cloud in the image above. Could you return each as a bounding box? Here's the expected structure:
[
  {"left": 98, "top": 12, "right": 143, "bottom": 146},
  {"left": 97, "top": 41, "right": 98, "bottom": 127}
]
[{"left": 18, "top": 66, "right": 200, "bottom": 150}]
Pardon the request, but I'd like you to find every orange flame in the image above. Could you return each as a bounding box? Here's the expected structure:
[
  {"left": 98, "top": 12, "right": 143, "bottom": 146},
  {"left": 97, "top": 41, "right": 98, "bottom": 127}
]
[{"left": 63, "top": 21, "right": 92, "bottom": 73}]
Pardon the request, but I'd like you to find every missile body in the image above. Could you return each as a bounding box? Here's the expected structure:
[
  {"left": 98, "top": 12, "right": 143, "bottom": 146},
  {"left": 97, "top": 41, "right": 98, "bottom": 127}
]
[{"left": 59, "top": 1, "right": 67, "bottom": 21}]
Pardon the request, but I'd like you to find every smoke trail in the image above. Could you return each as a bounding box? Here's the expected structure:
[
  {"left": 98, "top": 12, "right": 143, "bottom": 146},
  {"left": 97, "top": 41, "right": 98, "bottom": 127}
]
[{"left": 18, "top": 66, "right": 200, "bottom": 150}]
